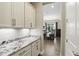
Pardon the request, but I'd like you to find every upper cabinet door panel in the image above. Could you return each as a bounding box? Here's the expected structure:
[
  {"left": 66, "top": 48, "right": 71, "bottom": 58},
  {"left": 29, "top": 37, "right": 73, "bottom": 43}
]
[
  {"left": 0, "top": 2, "right": 12, "bottom": 27},
  {"left": 12, "top": 2, "right": 24, "bottom": 27},
  {"left": 31, "top": 5, "right": 35, "bottom": 28},
  {"left": 25, "top": 3, "right": 31, "bottom": 28},
  {"left": 25, "top": 3, "right": 35, "bottom": 28}
]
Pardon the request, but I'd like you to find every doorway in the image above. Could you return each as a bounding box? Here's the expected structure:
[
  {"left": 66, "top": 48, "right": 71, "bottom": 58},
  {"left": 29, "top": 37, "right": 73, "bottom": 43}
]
[{"left": 42, "top": 2, "right": 61, "bottom": 56}]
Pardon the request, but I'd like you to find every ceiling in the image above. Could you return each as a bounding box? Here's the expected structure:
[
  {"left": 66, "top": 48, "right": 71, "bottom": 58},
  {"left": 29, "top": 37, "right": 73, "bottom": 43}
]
[
  {"left": 43, "top": 2, "right": 54, "bottom": 5},
  {"left": 43, "top": 2, "right": 61, "bottom": 20}
]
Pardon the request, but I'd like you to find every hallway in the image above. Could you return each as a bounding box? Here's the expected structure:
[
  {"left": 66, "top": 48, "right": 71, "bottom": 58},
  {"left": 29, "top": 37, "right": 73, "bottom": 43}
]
[{"left": 43, "top": 38, "right": 60, "bottom": 56}]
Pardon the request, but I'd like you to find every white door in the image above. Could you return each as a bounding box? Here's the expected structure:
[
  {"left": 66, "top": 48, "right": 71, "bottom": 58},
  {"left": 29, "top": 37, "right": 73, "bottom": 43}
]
[
  {"left": 0, "top": 2, "right": 12, "bottom": 27},
  {"left": 12, "top": 2, "right": 24, "bottom": 27},
  {"left": 65, "top": 2, "right": 78, "bottom": 56}
]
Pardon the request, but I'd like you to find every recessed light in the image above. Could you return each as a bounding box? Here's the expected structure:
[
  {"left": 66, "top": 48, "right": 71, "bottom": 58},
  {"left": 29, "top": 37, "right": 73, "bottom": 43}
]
[{"left": 51, "top": 5, "right": 54, "bottom": 8}]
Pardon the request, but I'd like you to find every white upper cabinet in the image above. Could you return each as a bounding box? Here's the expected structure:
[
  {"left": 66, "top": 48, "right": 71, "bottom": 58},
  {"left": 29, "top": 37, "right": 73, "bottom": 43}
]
[
  {"left": 0, "top": 3, "right": 12, "bottom": 27},
  {"left": 12, "top": 2, "right": 24, "bottom": 27},
  {"left": 25, "top": 3, "right": 35, "bottom": 28},
  {"left": 25, "top": 3, "right": 31, "bottom": 28},
  {"left": 0, "top": 2, "right": 36, "bottom": 28},
  {"left": 33, "top": 3, "right": 43, "bottom": 28},
  {"left": 31, "top": 4, "right": 35, "bottom": 28}
]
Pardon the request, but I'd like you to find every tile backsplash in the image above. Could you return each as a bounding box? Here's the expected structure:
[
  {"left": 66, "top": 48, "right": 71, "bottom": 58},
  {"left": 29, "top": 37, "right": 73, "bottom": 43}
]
[
  {"left": 30, "top": 28, "right": 42, "bottom": 36},
  {"left": 0, "top": 28, "right": 41, "bottom": 44}
]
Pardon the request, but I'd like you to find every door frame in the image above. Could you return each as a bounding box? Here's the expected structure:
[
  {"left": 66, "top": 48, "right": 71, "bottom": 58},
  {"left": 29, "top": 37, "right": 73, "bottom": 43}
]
[{"left": 60, "top": 2, "right": 66, "bottom": 56}]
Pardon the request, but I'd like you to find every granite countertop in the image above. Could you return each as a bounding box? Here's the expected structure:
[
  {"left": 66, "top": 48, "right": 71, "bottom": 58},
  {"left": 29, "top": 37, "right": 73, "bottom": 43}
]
[{"left": 0, "top": 36, "right": 40, "bottom": 56}]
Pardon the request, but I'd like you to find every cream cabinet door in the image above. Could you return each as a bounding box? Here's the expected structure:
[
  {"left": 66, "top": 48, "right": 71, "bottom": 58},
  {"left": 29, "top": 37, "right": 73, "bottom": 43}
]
[
  {"left": 12, "top": 2, "right": 24, "bottom": 27},
  {"left": 11, "top": 44, "right": 31, "bottom": 56},
  {"left": 24, "top": 49, "right": 31, "bottom": 56},
  {"left": 25, "top": 3, "right": 35, "bottom": 28},
  {"left": 25, "top": 2, "right": 31, "bottom": 28},
  {"left": 32, "top": 39, "right": 40, "bottom": 56},
  {"left": 0, "top": 2, "right": 12, "bottom": 27},
  {"left": 30, "top": 5, "right": 35, "bottom": 28}
]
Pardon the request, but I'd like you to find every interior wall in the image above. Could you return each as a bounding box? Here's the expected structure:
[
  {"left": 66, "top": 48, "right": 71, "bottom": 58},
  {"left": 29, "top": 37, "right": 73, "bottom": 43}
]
[
  {"left": 0, "top": 28, "right": 41, "bottom": 45},
  {"left": 65, "top": 2, "right": 79, "bottom": 56},
  {"left": 0, "top": 29, "right": 29, "bottom": 44}
]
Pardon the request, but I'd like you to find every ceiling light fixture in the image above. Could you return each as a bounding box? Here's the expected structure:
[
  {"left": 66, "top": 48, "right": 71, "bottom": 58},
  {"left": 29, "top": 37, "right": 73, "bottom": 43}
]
[{"left": 51, "top": 5, "right": 54, "bottom": 8}]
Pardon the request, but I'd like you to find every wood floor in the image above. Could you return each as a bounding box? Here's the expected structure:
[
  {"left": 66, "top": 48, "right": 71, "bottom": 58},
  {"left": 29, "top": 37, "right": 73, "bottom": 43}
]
[{"left": 43, "top": 37, "right": 60, "bottom": 56}]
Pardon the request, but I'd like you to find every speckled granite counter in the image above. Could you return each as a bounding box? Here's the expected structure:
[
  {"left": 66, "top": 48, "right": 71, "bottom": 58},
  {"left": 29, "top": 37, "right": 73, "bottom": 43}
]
[{"left": 0, "top": 36, "right": 40, "bottom": 56}]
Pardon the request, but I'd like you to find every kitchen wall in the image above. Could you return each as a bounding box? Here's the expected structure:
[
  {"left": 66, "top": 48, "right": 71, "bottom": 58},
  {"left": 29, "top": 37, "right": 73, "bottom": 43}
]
[
  {"left": 65, "top": 2, "right": 79, "bottom": 56},
  {"left": 30, "top": 28, "right": 42, "bottom": 36},
  {"left": 0, "top": 28, "right": 41, "bottom": 44}
]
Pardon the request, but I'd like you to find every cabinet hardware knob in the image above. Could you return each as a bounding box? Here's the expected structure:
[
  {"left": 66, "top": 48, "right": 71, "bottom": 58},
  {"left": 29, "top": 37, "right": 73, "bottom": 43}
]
[
  {"left": 30, "top": 23, "right": 32, "bottom": 27},
  {"left": 12, "top": 18, "right": 16, "bottom": 26}
]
